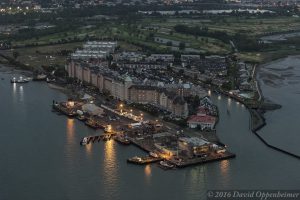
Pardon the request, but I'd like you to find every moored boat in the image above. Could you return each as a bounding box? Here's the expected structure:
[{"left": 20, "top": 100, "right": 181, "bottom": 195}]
[
  {"left": 85, "top": 119, "right": 101, "bottom": 129},
  {"left": 33, "top": 74, "right": 47, "bottom": 81},
  {"left": 114, "top": 135, "right": 130, "bottom": 145},
  {"left": 11, "top": 76, "right": 30, "bottom": 83},
  {"left": 80, "top": 137, "right": 88, "bottom": 145},
  {"left": 159, "top": 160, "right": 174, "bottom": 169},
  {"left": 149, "top": 152, "right": 159, "bottom": 158},
  {"left": 127, "top": 156, "right": 142, "bottom": 163}
]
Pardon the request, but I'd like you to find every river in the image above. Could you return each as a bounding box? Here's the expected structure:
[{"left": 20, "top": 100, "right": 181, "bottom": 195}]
[{"left": 0, "top": 68, "right": 299, "bottom": 200}]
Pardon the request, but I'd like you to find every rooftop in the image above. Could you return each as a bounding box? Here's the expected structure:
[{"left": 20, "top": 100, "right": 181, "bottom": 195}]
[
  {"left": 179, "top": 137, "right": 210, "bottom": 146},
  {"left": 187, "top": 115, "right": 216, "bottom": 124}
]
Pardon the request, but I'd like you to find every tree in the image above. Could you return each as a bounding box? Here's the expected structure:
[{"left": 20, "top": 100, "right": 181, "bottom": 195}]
[
  {"left": 166, "top": 41, "right": 173, "bottom": 46},
  {"left": 179, "top": 42, "right": 185, "bottom": 50},
  {"left": 107, "top": 54, "right": 114, "bottom": 67},
  {"left": 13, "top": 51, "right": 20, "bottom": 60}
]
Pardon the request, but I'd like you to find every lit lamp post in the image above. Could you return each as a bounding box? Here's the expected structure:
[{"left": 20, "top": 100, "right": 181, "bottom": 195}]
[
  {"left": 120, "top": 104, "right": 123, "bottom": 113},
  {"left": 130, "top": 109, "right": 133, "bottom": 117},
  {"left": 67, "top": 101, "right": 74, "bottom": 108},
  {"left": 140, "top": 113, "right": 143, "bottom": 122}
]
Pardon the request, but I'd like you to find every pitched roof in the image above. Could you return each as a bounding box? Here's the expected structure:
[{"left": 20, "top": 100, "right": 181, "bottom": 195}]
[{"left": 188, "top": 115, "right": 216, "bottom": 124}]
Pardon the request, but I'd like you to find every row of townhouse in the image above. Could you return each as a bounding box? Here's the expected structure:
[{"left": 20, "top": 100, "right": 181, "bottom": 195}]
[
  {"left": 66, "top": 62, "right": 189, "bottom": 118},
  {"left": 66, "top": 61, "right": 133, "bottom": 101},
  {"left": 128, "top": 85, "right": 189, "bottom": 118}
]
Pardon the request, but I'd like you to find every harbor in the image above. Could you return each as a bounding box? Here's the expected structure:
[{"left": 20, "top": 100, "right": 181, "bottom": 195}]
[
  {"left": 1, "top": 70, "right": 300, "bottom": 200},
  {"left": 51, "top": 95, "right": 236, "bottom": 170}
]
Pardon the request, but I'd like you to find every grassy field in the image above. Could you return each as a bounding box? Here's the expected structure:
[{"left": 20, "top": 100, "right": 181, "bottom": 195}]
[
  {"left": 4, "top": 42, "right": 83, "bottom": 69},
  {"left": 159, "top": 16, "right": 300, "bottom": 36},
  {"left": 5, "top": 15, "right": 300, "bottom": 66}
]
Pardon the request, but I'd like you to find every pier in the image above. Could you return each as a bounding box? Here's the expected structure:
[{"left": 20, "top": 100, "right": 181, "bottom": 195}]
[
  {"left": 80, "top": 134, "right": 115, "bottom": 145},
  {"left": 52, "top": 99, "right": 237, "bottom": 170},
  {"left": 169, "top": 152, "right": 236, "bottom": 168}
]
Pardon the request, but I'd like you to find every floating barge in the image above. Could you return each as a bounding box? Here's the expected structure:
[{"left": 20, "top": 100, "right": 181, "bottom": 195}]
[
  {"left": 52, "top": 103, "right": 77, "bottom": 117},
  {"left": 85, "top": 119, "right": 105, "bottom": 129},
  {"left": 169, "top": 152, "right": 236, "bottom": 168},
  {"left": 80, "top": 134, "right": 114, "bottom": 145},
  {"left": 127, "top": 156, "right": 163, "bottom": 165}
]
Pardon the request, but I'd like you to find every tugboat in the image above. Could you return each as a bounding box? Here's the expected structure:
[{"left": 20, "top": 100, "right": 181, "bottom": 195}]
[
  {"left": 127, "top": 156, "right": 143, "bottom": 163},
  {"left": 80, "top": 137, "right": 88, "bottom": 145}
]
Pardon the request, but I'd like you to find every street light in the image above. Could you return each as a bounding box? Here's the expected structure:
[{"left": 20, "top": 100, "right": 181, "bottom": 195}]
[{"left": 120, "top": 104, "right": 123, "bottom": 113}]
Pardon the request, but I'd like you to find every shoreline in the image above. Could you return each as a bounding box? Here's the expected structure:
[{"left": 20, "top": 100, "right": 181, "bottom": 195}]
[{"left": 249, "top": 57, "right": 300, "bottom": 159}]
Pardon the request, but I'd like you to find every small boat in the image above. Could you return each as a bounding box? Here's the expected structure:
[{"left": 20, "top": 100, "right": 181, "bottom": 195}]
[
  {"left": 11, "top": 76, "right": 29, "bottom": 83},
  {"left": 159, "top": 160, "right": 174, "bottom": 169},
  {"left": 80, "top": 137, "right": 88, "bottom": 145},
  {"left": 46, "top": 78, "right": 56, "bottom": 83},
  {"left": 149, "top": 152, "right": 159, "bottom": 158},
  {"left": 77, "top": 115, "right": 86, "bottom": 121},
  {"left": 227, "top": 109, "right": 230, "bottom": 115},
  {"left": 33, "top": 74, "right": 47, "bottom": 81},
  {"left": 127, "top": 156, "right": 143, "bottom": 163}
]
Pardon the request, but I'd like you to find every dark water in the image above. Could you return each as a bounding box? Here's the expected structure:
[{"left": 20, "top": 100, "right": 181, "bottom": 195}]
[
  {"left": 257, "top": 56, "right": 300, "bottom": 155},
  {"left": 0, "top": 72, "right": 299, "bottom": 200}
]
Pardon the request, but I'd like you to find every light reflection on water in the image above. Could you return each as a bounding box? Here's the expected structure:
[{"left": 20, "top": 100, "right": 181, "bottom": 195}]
[
  {"left": 185, "top": 166, "right": 208, "bottom": 197},
  {"left": 19, "top": 85, "right": 24, "bottom": 102},
  {"left": 13, "top": 83, "right": 16, "bottom": 94},
  {"left": 103, "top": 140, "right": 118, "bottom": 193},
  {"left": 66, "top": 118, "right": 75, "bottom": 142},
  {"left": 85, "top": 143, "right": 92, "bottom": 157},
  {"left": 227, "top": 98, "right": 231, "bottom": 107},
  {"left": 144, "top": 164, "right": 152, "bottom": 184},
  {"left": 218, "top": 160, "right": 230, "bottom": 188},
  {"left": 65, "top": 118, "right": 76, "bottom": 166},
  {"left": 220, "top": 160, "right": 229, "bottom": 178},
  {"left": 144, "top": 164, "right": 151, "bottom": 177}
]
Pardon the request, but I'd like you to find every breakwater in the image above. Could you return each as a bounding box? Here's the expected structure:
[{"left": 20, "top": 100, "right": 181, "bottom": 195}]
[{"left": 249, "top": 109, "right": 300, "bottom": 160}]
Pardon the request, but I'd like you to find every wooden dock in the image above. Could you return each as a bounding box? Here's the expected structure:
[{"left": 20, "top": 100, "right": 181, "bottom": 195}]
[{"left": 80, "top": 134, "right": 115, "bottom": 145}]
